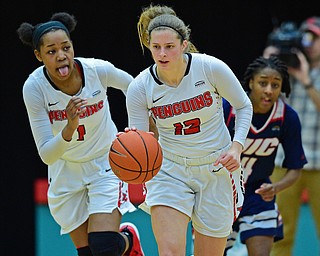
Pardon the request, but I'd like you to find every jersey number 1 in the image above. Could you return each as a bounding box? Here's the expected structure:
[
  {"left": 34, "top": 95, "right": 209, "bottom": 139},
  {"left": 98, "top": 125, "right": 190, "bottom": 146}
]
[{"left": 77, "top": 125, "right": 86, "bottom": 141}]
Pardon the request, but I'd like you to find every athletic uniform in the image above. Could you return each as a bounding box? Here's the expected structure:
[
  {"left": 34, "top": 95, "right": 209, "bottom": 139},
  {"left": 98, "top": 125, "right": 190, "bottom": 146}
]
[
  {"left": 223, "top": 97, "right": 307, "bottom": 246},
  {"left": 23, "top": 57, "right": 136, "bottom": 234},
  {"left": 126, "top": 53, "right": 252, "bottom": 237}
]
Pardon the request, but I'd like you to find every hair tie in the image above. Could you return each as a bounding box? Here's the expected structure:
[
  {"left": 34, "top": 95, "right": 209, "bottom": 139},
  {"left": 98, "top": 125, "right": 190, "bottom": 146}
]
[{"left": 32, "top": 21, "right": 69, "bottom": 49}]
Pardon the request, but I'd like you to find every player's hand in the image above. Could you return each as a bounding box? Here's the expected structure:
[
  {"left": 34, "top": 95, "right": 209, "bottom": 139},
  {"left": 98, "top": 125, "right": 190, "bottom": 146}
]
[
  {"left": 255, "top": 183, "right": 276, "bottom": 202},
  {"left": 66, "top": 96, "right": 87, "bottom": 130},
  {"left": 214, "top": 142, "right": 242, "bottom": 172},
  {"left": 116, "top": 127, "right": 154, "bottom": 137},
  {"left": 62, "top": 96, "right": 87, "bottom": 142},
  {"left": 116, "top": 127, "right": 137, "bottom": 137},
  {"left": 214, "top": 151, "right": 240, "bottom": 172}
]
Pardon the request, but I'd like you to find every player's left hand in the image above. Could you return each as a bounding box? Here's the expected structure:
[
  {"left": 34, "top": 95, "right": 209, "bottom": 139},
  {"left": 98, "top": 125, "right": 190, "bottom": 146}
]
[
  {"left": 214, "top": 151, "right": 240, "bottom": 172},
  {"left": 214, "top": 142, "right": 242, "bottom": 172},
  {"left": 255, "top": 183, "right": 276, "bottom": 202}
]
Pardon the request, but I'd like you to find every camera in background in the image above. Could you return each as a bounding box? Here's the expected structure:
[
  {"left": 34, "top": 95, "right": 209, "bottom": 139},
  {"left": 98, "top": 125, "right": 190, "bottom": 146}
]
[{"left": 267, "top": 22, "right": 303, "bottom": 68}]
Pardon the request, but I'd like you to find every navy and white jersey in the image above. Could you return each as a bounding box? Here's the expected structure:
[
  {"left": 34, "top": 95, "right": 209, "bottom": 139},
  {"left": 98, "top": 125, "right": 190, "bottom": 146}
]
[
  {"left": 223, "top": 97, "right": 307, "bottom": 185},
  {"left": 23, "top": 57, "right": 133, "bottom": 164},
  {"left": 127, "top": 53, "right": 252, "bottom": 158}
]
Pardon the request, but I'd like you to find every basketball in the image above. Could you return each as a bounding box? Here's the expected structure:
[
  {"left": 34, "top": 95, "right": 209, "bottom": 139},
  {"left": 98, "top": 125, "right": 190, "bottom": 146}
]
[{"left": 109, "top": 130, "right": 163, "bottom": 184}]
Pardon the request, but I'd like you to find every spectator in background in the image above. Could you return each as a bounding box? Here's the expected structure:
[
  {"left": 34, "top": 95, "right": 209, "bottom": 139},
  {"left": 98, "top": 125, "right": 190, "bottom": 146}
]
[{"left": 263, "top": 16, "right": 320, "bottom": 256}]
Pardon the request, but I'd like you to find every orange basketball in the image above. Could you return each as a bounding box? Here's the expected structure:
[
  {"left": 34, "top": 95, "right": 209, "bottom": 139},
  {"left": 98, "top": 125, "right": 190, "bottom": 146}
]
[{"left": 109, "top": 130, "right": 163, "bottom": 184}]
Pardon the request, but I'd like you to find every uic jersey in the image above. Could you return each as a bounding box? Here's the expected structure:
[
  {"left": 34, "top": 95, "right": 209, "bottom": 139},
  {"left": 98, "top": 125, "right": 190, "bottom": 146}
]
[
  {"left": 127, "top": 53, "right": 252, "bottom": 158},
  {"left": 224, "top": 97, "right": 307, "bottom": 185},
  {"left": 23, "top": 58, "right": 132, "bottom": 163}
]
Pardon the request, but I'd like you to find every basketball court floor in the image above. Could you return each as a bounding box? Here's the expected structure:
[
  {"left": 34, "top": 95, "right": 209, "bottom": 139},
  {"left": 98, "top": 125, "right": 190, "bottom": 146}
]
[{"left": 36, "top": 203, "right": 319, "bottom": 256}]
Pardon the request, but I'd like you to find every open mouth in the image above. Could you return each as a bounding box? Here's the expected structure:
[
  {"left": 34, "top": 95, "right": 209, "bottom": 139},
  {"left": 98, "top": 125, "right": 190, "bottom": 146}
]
[
  {"left": 57, "top": 65, "right": 69, "bottom": 76},
  {"left": 262, "top": 97, "right": 272, "bottom": 104}
]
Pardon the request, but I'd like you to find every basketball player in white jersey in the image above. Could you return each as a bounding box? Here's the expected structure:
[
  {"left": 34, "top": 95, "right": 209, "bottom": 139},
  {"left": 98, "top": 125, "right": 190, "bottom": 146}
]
[
  {"left": 124, "top": 4, "right": 253, "bottom": 256},
  {"left": 18, "top": 12, "right": 144, "bottom": 256}
]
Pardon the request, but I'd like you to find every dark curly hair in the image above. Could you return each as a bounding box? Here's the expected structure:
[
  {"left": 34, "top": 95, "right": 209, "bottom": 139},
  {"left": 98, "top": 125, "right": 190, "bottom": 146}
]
[
  {"left": 242, "top": 56, "right": 291, "bottom": 97},
  {"left": 17, "top": 12, "right": 77, "bottom": 51}
]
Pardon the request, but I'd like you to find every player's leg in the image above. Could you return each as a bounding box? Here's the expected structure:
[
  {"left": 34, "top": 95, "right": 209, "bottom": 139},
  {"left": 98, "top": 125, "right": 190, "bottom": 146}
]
[
  {"left": 246, "top": 235, "right": 273, "bottom": 255},
  {"left": 87, "top": 210, "right": 144, "bottom": 256},
  {"left": 69, "top": 221, "right": 93, "bottom": 256},
  {"left": 151, "top": 205, "right": 190, "bottom": 256},
  {"left": 139, "top": 158, "right": 195, "bottom": 255},
  {"left": 193, "top": 230, "right": 227, "bottom": 256},
  {"left": 48, "top": 160, "right": 93, "bottom": 255},
  {"left": 88, "top": 210, "right": 121, "bottom": 232},
  {"left": 191, "top": 165, "right": 236, "bottom": 256},
  {"left": 87, "top": 210, "right": 126, "bottom": 256},
  {"left": 186, "top": 162, "right": 237, "bottom": 256},
  {"left": 270, "top": 167, "right": 303, "bottom": 256},
  {"left": 87, "top": 171, "right": 143, "bottom": 256},
  {"left": 236, "top": 197, "right": 282, "bottom": 255}
]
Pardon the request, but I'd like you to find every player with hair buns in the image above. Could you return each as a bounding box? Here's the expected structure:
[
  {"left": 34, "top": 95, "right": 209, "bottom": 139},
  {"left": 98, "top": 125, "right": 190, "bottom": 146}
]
[
  {"left": 17, "top": 12, "right": 144, "bottom": 256},
  {"left": 124, "top": 4, "right": 253, "bottom": 256},
  {"left": 223, "top": 56, "right": 307, "bottom": 256}
]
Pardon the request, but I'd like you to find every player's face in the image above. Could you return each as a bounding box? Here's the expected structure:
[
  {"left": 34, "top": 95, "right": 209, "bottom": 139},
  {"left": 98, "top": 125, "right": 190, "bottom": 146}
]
[
  {"left": 34, "top": 30, "right": 75, "bottom": 83},
  {"left": 249, "top": 68, "right": 282, "bottom": 114},
  {"left": 149, "top": 29, "right": 187, "bottom": 71}
]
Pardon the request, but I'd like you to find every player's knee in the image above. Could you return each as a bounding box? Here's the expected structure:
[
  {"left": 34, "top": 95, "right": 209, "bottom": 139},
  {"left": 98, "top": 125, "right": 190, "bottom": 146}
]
[{"left": 88, "top": 231, "right": 126, "bottom": 256}]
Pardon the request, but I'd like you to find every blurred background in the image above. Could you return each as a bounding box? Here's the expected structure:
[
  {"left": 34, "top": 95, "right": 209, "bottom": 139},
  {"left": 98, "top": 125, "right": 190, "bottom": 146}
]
[{"left": 1, "top": 0, "right": 318, "bottom": 254}]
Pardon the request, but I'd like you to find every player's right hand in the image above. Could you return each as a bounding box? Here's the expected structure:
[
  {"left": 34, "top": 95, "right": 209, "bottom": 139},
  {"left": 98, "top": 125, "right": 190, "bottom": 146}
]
[
  {"left": 66, "top": 96, "right": 87, "bottom": 129},
  {"left": 116, "top": 127, "right": 137, "bottom": 137},
  {"left": 116, "top": 127, "right": 154, "bottom": 137}
]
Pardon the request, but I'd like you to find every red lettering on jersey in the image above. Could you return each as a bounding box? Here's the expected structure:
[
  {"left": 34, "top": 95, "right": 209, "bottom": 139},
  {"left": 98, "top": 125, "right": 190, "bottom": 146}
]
[
  {"left": 194, "top": 95, "right": 206, "bottom": 109},
  {"left": 97, "top": 101, "right": 103, "bottom": 109},
  {"left": 189, "top": 98, "right": 197, "bottom": 111},
  {"left": 151, "top": 91, "right": 214, "bottom": 119},
  {"left": 181, "top": 101, "right": 192, "bottom": 113},
  {"left": 158, "top": 107, "right": 166, "bottom": 119},
  {"left": 49, "top": 111, "right": 54, "bottom": 123},
  {"left": 203, "top": 91, "right": 213, "bottom": 106},
  {"left": 163, "top": 105, "right": 173, "bottom": 117},
  {"left": 60, "top": 110, "right": 67, "bottom": 120},
  {"left": 88, "top": 104, "right": 98, "bottom": 115},
  {"left": 48, "top": 100, "right": 104, "bottom": 123},
  {"left": 151, "top": 107, "right": 159, "bottom": 118},
  {"left": 172, "top": 103, "right": 182, "bottom": 115}
]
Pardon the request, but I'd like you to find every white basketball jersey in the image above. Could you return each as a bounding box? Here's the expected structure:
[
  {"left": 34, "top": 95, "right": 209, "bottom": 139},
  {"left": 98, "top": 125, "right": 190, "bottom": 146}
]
[
  {"left": 127, "top": 53, "right": 252, "bottom": 158},
  {"left": 23, "top": 57, "right": 133, "bottom": 163}
]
